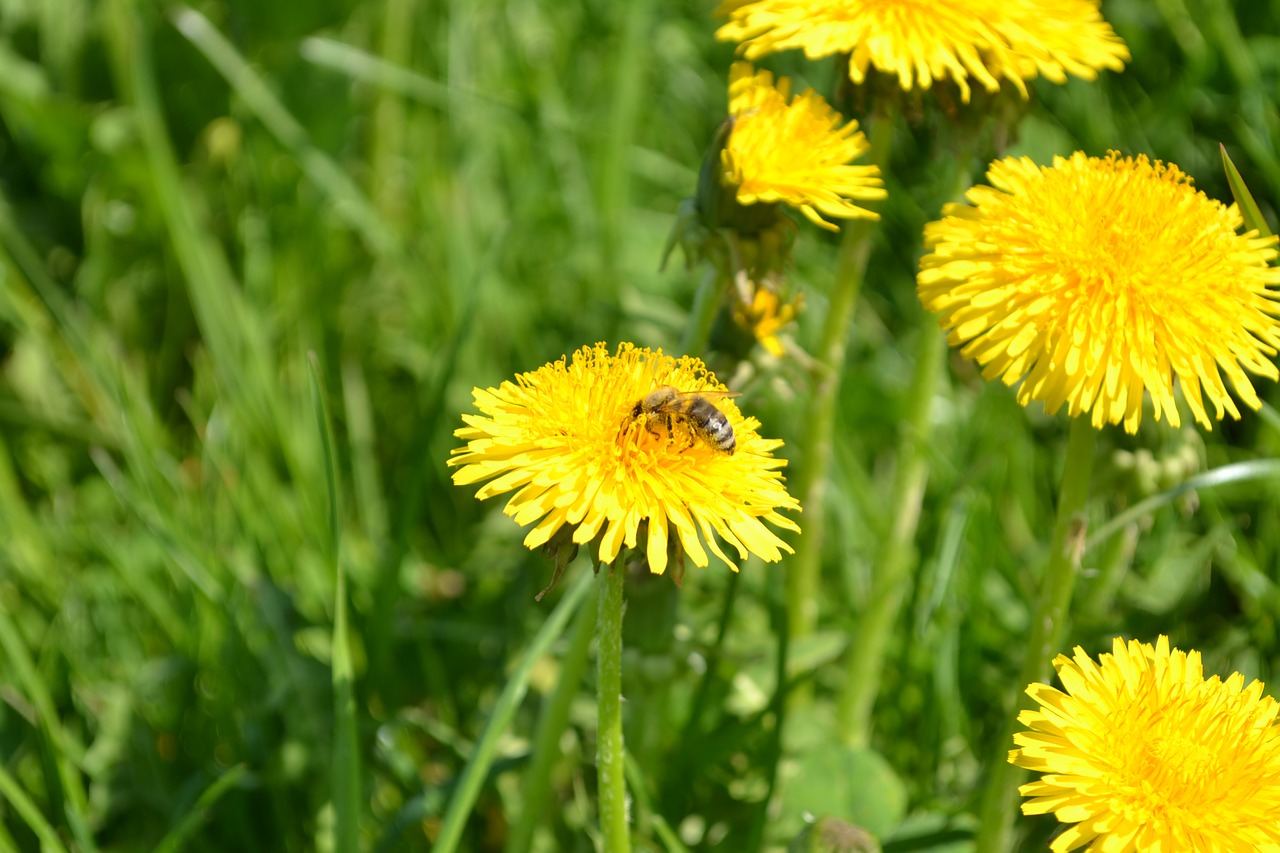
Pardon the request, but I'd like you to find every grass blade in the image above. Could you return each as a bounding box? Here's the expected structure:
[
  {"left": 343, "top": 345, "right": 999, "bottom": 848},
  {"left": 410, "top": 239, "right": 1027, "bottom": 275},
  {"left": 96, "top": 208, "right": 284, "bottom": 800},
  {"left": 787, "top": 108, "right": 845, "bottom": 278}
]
[
  {"left": 310, "top": 354, "right": 361, "bottom": 851},
  {"left": 0, "top": 762, "right": 70, "bottom": 853},
  {"left": 152, "top": 765, "right": 251, "bottom": 853},
  {"left": 1086, "top": 458, "right": 1280, "bottom": 554},
  {"left": 432, "top": 567, "right": 594, "bottom": 853},
  {"left": 170, "top": 6, "right": 401, "bottom": 259},
  {"left": 0, "top": 607, "right": 96, "bottom": 852},
  {"left": 503, "top": 582, "right": 598, "bottom": 853},
  {"left": 1220, "top": 143, "right": 1273, "bottom": 237}
]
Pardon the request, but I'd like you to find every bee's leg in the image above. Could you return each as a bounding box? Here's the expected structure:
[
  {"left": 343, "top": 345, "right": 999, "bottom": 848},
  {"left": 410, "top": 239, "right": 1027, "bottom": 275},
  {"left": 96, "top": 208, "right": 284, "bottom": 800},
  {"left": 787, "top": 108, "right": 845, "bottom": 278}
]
[
  {"left": 641, "top": 413, "right": 667, "bottom": 445},
  {"left": 675, "top": 422, "right": 697, "bottom": 452}
]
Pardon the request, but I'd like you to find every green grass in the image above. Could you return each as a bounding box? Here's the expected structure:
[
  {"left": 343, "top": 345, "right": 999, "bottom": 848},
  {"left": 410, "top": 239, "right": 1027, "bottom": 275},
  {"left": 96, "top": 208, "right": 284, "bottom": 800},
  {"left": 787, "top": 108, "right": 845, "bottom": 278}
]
[{"left": 1, "top": 0, "right": 1279, "bottom": 850}]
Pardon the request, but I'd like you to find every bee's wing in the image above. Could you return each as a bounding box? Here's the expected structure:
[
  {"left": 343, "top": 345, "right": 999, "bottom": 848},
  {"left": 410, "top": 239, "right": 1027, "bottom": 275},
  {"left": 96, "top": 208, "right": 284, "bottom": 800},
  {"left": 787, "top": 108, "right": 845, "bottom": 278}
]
[{"left": 674, "top": 390, "right": 740, "bottom": 401}]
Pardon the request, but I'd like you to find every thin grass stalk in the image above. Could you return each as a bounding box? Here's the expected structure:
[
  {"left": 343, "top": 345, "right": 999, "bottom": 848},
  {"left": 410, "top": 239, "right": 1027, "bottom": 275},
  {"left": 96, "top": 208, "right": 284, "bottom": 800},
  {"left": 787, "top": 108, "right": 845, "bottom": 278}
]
[
  {"left": 504, "top": 588, "right": 600, "bottom": 853},
  {"left": 309, "top": 356, "right": 360, "bottom": 852},
  {"left": 105, "top": 0, "right": 284, "bottom": 465},
  {"left": 835, "top": 327, "right": 945, "bottom": 745},
  {"left": 169, "top": 5, "right": 400, "bottom": 259},
  {"left": 0, "top": 606, "right": 96, "bottom": 851},
  {"left": 975, "top": 415, "right": 1097, "bottom": 851},
  {"left": 784, "top": 113, "right": 894, "bottom": 702},
  {"left": 0, "top": 762, "right": 70, "bottom": 853},
  {"left": 1085, "top": 458, "right": 1280, "bottom": 553},
  {"left": 152, "top": 766, "right": 251, "bottom": 853},
  {"left": 597, "top": 564, "right": 632, "bottom": 852},
  {"left": 433, "top": 569, "right": 595, "bottom": 853},
  {"left": 623, "top": 753, "right": 691, "bottom": 853}
]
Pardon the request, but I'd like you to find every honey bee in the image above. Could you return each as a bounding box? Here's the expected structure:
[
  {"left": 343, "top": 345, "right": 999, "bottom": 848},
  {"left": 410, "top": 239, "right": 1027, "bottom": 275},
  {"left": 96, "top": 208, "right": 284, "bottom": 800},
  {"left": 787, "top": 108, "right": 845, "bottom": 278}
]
[{"left": 630, "top": 385, "right": 739, "bottom": 455}]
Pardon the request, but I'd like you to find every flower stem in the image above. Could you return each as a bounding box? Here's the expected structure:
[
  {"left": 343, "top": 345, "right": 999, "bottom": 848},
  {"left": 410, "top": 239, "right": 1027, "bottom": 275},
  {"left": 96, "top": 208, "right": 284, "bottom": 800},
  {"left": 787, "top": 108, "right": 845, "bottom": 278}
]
[
  {"left": 832, "top": 144, "right": 977, "bottom": 743},
  {"left": 597, "top": 564, "right": 631, "bottom": 853},
  {"left": 835, "top": 326, "right": 944, "bottom": 746},
  {"left": 680, "top": 266, "right": 723, "bottom": 356},
  {"left": 975, "top": 415, "right": 1097, "bottom": 851},
  {"left": 785, "top": 113, "right": 893, "bottom": 702}
]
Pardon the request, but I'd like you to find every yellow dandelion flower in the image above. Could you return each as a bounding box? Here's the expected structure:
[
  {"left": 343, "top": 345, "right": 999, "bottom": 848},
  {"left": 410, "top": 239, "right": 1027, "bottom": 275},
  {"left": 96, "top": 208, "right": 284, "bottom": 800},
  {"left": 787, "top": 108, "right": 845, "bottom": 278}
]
[
  {"left": 715, "top": 0, "right": 1128, "bottom": 101},
  {"left": 993, "top": 0, "right": 1129, "bottom": 87},
  {"left": 1011, "top": 636, "right": 1280, "bottom": 852},
  {"left": 917, "top": 151, "right": 1280, "bottom": 433},
  {"left": 724, "top": 62, "right": 885, "bottom": 231},
  {"left": 732, "top": 284, "right": 803, "bottom": 357},
  {"left": 448, "top": 343, "right": 800, "bottom": 575}
]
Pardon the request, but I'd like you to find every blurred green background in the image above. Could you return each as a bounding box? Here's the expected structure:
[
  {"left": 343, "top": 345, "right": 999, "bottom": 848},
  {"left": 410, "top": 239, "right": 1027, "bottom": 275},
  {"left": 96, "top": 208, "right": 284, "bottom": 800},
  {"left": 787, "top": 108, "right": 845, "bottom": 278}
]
[{"left": 1, "top": 0, "right": 1278, "bottom": 850}]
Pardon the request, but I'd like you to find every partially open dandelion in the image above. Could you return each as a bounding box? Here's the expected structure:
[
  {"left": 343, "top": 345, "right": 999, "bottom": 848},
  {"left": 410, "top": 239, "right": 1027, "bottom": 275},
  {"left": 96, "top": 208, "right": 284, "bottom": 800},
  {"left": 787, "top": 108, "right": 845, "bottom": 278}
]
[
  {"left": 716, "top": 0, "right": 1128, "bottom": 101},
  {"left": 918, "top": 151, "right": 1280, "bottom": 432},
  {"left": 732, "top": 283, "right": 803, "bottom": 357},
  {"left": 1011, "top": 636, "right": 1280, "bottom": 852},
  {"left": 722, "top": 62, "right": 885, "bottom": 231},
  {"left": 448, "top": 343, "right": 800, "bottom": 576}
]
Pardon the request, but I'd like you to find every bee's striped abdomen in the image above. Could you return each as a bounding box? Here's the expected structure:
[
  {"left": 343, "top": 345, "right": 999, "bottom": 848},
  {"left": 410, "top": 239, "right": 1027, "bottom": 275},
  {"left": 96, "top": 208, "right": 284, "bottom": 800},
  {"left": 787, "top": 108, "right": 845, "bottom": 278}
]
[{"left": 688, "top": 397, "right": 736, "bottom": 454}]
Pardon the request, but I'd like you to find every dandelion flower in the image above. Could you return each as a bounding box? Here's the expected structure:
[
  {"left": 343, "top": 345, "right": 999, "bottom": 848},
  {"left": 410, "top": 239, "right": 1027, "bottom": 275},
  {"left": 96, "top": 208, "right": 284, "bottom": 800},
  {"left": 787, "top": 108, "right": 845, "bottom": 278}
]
[
  {"left": 993, "top": 0, "right": 1130, "bottom": 87},
  {"left": 1011, "top": 636, "right": 1280, "bottom": 852},
  {"left": 448, "top": 343, "right": 800, "bottom": 575},
  {"left": 724, "top": 62, "right": 885, "bottom": 231},
  {"left": 716, "top": 0, "right": 1128, "bottom": 101},
  {"left": 732, "top": 284, "right": 803, "bottom": 357},
  {"left": 917, "top": 151, "right": 1280, "bottom": 432}
]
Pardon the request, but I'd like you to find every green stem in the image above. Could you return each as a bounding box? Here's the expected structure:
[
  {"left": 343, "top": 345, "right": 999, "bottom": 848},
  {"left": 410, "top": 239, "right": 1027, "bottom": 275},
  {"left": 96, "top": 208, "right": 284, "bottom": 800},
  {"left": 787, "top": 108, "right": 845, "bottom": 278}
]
[
  {"left": 975, "top": 416, "right": 1097, "bottom": 851},
  {"left": 504, "top": 587, "right": 599, "bottom": 853},
  {"left": 597, "top": 565, "right": 631, "bottom": 853},
  {"left": 785, "top": 113, "right": 894, "bottom": 698},
  {"left": 680, "top": 266, "right": 723, "bottom": 356},
  {"left": 831, "top": 143, "right": 977, "bottom": 744},
  {"left": 835, "top": 327, "right": 945, "bottom": 745}
]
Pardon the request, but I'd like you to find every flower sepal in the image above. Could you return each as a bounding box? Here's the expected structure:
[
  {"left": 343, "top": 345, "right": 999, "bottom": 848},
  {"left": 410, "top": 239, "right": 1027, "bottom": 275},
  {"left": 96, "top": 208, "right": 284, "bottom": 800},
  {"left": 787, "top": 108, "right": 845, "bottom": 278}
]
[{"left": 535, "top": 523, "right": 586, "bottom": 601}]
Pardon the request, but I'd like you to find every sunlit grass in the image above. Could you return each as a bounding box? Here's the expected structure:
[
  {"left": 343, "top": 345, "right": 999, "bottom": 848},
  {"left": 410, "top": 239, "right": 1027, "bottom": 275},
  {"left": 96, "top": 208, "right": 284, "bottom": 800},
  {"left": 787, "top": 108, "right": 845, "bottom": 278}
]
[{"left": 0, "top": 0, "right": 1278, "bottom": 850}]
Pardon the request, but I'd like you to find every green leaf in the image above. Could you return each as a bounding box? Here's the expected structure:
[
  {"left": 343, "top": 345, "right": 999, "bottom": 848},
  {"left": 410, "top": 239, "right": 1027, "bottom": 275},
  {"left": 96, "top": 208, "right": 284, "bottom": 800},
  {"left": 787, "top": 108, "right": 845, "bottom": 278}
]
[{"left": 780, "top": 744, "right": 907, "bottom": 842}]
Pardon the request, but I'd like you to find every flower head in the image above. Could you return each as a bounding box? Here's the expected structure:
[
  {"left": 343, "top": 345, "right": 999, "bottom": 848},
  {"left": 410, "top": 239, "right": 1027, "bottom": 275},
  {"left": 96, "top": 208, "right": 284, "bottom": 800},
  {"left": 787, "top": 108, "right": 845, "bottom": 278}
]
[
  {"left": 917, "top": 151, "right": 1280, "bottom": 432},
  {"left": 448, "top": 343, "right": 800, "bottom": 575},
  {"left": 1011, "top": 636, "right": 1280, "bottom": 852},
  {"left": 732, "top": 283, "right": 803, "bottom": 357},
  {"left": 716, "top": 0, "right": 1128, "bottom": 101},
  {"left": 994, "top": 0, "right": 1130, "bottom": 87},
  {"left": 723, "top": 62, "right": 885, "bottom": 231}
]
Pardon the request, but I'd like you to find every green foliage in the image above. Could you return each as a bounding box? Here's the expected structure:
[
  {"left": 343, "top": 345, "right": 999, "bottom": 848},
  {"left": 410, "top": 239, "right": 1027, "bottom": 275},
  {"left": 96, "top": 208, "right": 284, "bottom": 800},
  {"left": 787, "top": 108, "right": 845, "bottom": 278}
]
[{"left": 0, "top": 0, "right": 1277, "bottom": 851}]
